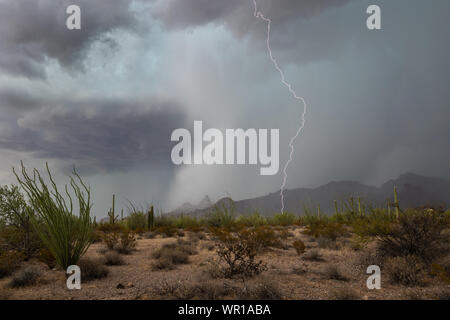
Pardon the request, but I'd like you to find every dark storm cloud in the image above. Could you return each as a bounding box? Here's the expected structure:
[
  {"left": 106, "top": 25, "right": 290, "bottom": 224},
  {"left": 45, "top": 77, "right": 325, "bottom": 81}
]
[
  {"left": 0, "top": 87, "right": 43, "bottom": 110},
  {"left": 152, "top": 0, "right": 352, "bottom": 64},
  {"left": 155, "top": 0, "right": 350, "bottom": 30},
  {"left": 0, "top": 97, "right": 187, "bottom": 173},
  {"left": 0, "top": 0, "right": 137, "bottom": 79}
]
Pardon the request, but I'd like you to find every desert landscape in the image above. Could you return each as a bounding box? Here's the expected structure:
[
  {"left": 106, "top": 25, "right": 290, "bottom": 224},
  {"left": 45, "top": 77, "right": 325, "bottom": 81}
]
[{"left": 1, "top": 167, "right": 449, "bottom": 300}]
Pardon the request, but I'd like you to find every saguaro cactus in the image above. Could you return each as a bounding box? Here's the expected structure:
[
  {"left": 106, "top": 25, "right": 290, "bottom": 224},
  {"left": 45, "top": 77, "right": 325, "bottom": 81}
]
[
  {"left": 108, "top": 194, "right": 117, "bottom": 224},
  {"left": 393, "top": 186, "right": 400, "bottom": 219},
  {"left": 147, "top": 206, "right": 154, "bottom": 231}
]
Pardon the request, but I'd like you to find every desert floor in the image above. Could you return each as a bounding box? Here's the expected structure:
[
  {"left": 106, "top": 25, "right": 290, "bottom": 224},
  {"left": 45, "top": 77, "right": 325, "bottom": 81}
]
[{"left": 0, "top": 226, "right": 448, "bottom": 300}]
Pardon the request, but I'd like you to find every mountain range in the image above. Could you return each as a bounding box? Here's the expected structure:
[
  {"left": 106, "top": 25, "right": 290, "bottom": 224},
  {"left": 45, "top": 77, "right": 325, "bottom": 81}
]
[{"left": 170, "top": 173, "right": 450, "bottom": 217}]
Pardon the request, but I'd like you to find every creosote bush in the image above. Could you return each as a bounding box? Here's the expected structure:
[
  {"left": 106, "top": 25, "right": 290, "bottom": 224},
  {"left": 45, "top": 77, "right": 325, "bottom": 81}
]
[
  {"left": 292, "top": 239, "right": 306, "bottom": 256},
  {"left": 116, "top": 230, "right": 137, "bottom": 254},
  {"left": 384, "top": 255, "right": 427, "bottom": 287},
  {"left": 13, "top": 162, "right": 94, "bottom": 270},
  {"left": 78, "top": 257, "right": 109, "bottom": 281},
  {"left": 152, "top": 239, "right": 197, "bottom": 270},
  {"left": 210, "top": 228, "right": 268, "bottom": 278},
  {"left": 377, "top": 209, "right": 449, "bottom": 264},
  {"left": 9, "top": 267, "right": 40, "bottom": 288},
  {"left": 104, "top": 251, "right": 125, "bottom": 266}
]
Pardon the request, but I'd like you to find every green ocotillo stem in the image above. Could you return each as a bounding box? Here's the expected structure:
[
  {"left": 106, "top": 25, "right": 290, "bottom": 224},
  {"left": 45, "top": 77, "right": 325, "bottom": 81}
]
[
  {"left": 112, "top": 194, "right": 115, "bottom": 222},
  {"left": 317, "top": 205, "right": 321, "bottom": 218},
  {"left": 334, "top": 200, "right": 339, "bottom": 215},
  {"left": 387, "top": 200, "right": 391, "bottom": 216}
]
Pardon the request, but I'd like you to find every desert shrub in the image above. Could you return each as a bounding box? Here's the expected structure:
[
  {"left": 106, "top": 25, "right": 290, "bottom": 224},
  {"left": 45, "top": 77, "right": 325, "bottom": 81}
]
[
  {"left": 303, "top": 249, "right": 323, "bottom": 262},
  {"left": 210, "top": 228, "right": 267, "bottom": 278},
  {"left": 126, "top": 212, "right": 147, "bottom": 231},
  {"left": 304, "top": 220, "right": 348, "bottom": 240},
  {"left": 332, "top": 287, "right": 360, "bottom": 300},
  {"left": 0, "top": 185, "right": 42, "bottom": 258},
  {"left": 78, "top": 257, "right": 109, "bottom": 281},
  {"left": 252, "top": 226, "right": 283, "bottom": 250},
  {"left": 9, "top": 267, "right": 40, "bottom": 288},
  {"left": 377, "top": 209, "right": 449, "bottom": 263},
  {"left": 152, "top": 240, "right": 196, "bottom": 270},
  {"left": 14, "top": 163, "right": 94, "bottom": 269},
  {"left": 104, "top": 251, "right": 125, "bottom": 266},
  {"left": 292, "top": 265, "right": 307, "bottom": 275},
  {"left": 101, "top": 231, "right": 119, "bottom": 250},
  {"left": 384, "top": 255, "right": 427, "bottom": 286},
  {"left": 206, "top": 204, "right": 236, "bottom": 229},
  {"left": 241, "top": 280, "right": 283, "bottom": 300},
  {"left": 431, "top": 263, "right": 450, "bottom": 285},
  {"left": 174, "top": 216, "right": 200, "bottom": 229},
  {"left": 317, "top": 237, "right": 339, "bottom": 250},
  {"left": 37, "top": 247, "right": 57, "bottom": 269},
  {"left": 155, "top": 226, "right": 177, "bottom": 237},
  {"left": 0, "top": 251, "right": 23, "bottom": 278},
  {"left": 322, "top": 265, "right": 348, "bottom": 281},
  {"left": 236, "top": 212, "right": 268, "bottom": 227},
  {"left": 97, "top": 222, "right": 124, "bottom": 233},
  {"left": 269, "top": 213, "right": 296, "bottom": 226},
  {"left": 351, "top": 213, "right": 395, "bottom": 238},
  {"left": 292, "top": 239, "right": 306, "bottom": 256},
  {"left": 116, "top": 230, "right": 137, "bottom": 254}
]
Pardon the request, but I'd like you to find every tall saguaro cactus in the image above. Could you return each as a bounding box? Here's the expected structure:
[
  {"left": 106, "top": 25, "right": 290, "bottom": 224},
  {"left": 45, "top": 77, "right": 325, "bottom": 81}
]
[
  {"left": 147, "top": 205, "right": 154, "bottom": 231},
  {"left": 393, "top": 185, "right": 400, "bottom": 219}
]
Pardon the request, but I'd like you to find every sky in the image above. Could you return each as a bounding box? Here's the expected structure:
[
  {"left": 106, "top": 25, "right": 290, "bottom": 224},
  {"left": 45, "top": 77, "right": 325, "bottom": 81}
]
[{"left": 0, "top": 0, "right": 449, "bottom": 218}]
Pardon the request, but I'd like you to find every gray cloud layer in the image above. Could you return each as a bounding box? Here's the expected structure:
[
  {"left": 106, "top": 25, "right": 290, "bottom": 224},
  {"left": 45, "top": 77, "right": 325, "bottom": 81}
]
[
  {"left": 0, "top": 0, "right": 137, "bottom": 79},
  {"left": 0, "top": 0, "right": 449, "bottom": 214}
]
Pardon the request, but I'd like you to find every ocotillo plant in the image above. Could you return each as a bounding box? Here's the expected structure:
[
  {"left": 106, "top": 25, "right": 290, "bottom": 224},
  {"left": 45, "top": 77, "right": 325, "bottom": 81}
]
[
  {"left": 13, "top": 162, "right": 94, "bottom": 269},
  {"left": 147, "top": 206, "right": 154, "bottom": 231},
  {"left": 334, "top": 200, "right": 339, "bottom": 215}
]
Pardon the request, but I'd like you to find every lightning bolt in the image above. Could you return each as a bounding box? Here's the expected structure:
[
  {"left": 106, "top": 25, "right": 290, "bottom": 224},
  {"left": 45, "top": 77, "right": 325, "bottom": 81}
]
[{"left": 252, "top": 0, "right": 307, "bottom": 214}]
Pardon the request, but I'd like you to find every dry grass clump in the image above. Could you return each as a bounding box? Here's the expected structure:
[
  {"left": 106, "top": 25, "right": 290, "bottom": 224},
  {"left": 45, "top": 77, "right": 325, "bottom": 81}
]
[
  {"left": 240, "top": 280, "right": 283, "bottom": 300},
  {"left": 321, "top": 265, "right": 349, "bottom": 281},
  {"left": 116, "top": 231, "right": 137, "bottom": 254},
  {"left": 103, "top": 251, "right": 125, "bottom": 266},
  {"left": 9, "top": 267, "right": 40, "bottom": 288},
  {"left": 331, "top": 287, "right": 361, "bottom": 300},
  {"left": 78, "top": 257, "right": 109, "bottom": 281},
  {"left": 384, "top": 255, "right": 427, "bottom": 287},
  {"left": 317, "top": 237, "right": 339, "bottom": 250},
  {"left": 292, "top": 239, "right": 306, "bottom": 256},
  {"left": 303, "top": 249, "right": 324, "bottom": 262},
  {"left": 152, "top": 239, "right": 197, "bottom": 270}
]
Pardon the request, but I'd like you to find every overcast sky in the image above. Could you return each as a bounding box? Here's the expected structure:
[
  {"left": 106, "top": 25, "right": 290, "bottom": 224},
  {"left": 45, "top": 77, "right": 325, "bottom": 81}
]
[{"left": 0, "top": 0, "right": 449, "bottom": 217}]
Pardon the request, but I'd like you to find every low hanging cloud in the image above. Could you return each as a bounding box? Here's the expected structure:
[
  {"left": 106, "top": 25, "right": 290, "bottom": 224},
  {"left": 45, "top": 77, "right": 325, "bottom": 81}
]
[{"left": 0, "top": 96, "right": 187, "bottom": 173}]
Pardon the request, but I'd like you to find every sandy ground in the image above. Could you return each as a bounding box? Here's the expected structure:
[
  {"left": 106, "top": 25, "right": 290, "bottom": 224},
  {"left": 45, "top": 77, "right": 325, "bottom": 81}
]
[{"left": 0, "top": 226, "right": 448, "bottom": 300}]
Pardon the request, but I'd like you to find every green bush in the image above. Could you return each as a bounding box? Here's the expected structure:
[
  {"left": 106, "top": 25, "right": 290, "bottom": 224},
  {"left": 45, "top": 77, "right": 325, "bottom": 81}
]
[
  {"left": 0, "top": 185, "right": 42, "bottom": 258},
  {"left": 126, "top": 211, "right": 147, "bottom": 231},
  {"left": 269, "top": 213, "right": 297, "bottom": 226},
  {"left": 13, "top": 162, "right": 94, "bottom": 269},
  {"left": 377, "top": 209, "right": 449, "bottom": 263}
]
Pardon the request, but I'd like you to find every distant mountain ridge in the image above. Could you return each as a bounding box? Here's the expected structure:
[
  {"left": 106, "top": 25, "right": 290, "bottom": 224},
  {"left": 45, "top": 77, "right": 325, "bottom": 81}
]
[{"left": 169, "top": 173, "right": 450, "bottom": 217}]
